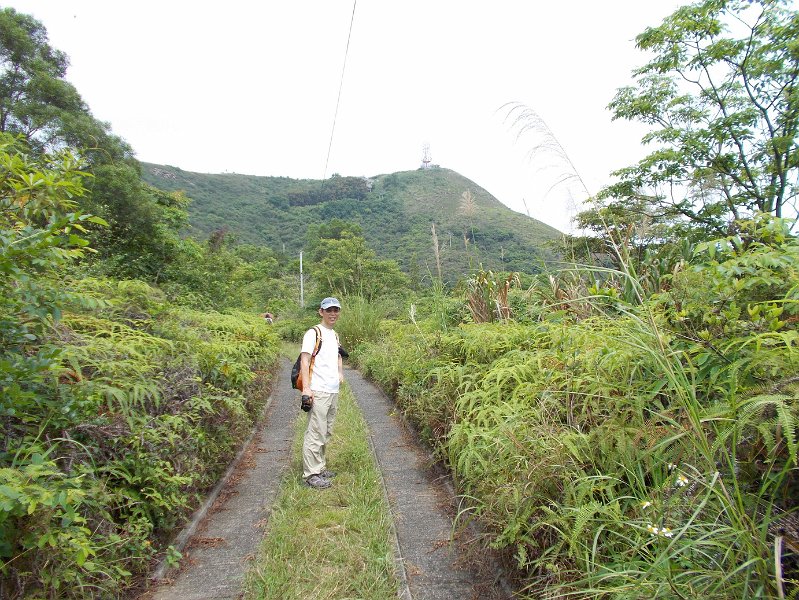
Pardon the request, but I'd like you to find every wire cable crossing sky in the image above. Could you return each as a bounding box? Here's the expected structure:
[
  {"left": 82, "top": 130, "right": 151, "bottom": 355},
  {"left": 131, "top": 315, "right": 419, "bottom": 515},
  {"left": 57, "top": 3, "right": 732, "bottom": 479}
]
[
  {"left": 5, "top": 1, "right": 686, "bottom": 233},
  {"left": 324, "top": 0, "right": 358, "bottom": 179}
]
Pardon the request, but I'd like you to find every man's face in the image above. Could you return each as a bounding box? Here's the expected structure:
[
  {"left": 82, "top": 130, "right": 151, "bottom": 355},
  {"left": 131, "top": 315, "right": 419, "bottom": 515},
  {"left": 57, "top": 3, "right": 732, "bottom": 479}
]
[{"left": 320, "top": 306, "right": 340, "bottom": 327}]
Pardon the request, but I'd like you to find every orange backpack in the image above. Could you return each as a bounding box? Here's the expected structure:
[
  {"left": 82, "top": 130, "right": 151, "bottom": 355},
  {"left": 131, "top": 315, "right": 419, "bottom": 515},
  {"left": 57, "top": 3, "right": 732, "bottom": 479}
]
[{"left": 290, "top": 326, "right": 322, "bottom": 390}]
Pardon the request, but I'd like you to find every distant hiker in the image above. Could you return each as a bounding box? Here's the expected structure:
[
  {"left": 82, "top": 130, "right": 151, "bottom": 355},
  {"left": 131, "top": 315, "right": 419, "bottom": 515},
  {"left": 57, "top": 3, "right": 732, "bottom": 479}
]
[
  {"left": 261, "top": 311, "right": 274, "bottom": 324},
  {"left": 300, "top": 297, "right": 344, "bottom": 489}
]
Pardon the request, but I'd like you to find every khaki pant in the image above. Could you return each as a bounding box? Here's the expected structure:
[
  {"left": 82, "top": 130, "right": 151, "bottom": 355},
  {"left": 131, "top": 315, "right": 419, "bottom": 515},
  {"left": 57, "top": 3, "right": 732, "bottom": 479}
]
[{"left": 302, "top": 390, "right": 338, "bottom": 479}]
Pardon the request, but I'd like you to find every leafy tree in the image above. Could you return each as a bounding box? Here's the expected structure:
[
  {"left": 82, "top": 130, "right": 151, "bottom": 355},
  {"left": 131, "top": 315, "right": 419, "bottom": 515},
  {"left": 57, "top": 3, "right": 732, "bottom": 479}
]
[
  {"left": 157, "top": 233, "right": 288, "bottom": 311},
  {"left": 307, "top": 218, "right": 362, "bottom": 244},
  {"left": 285, "top": 175, "right": 369, "bottom": 206},
  {"left": 0, "top": 8, "right": 130, "bottom": 164},
  {"left": 304, "top": 218, "right": 363, "bottom": 262},
  {"left": 0, "top": 136, "right": 103, "bottom": 433},
  {"left": 597, "top": 0, "right": 799, "bottom": 237},
  {"left": 0, "top": 8, "right": 193, "bottom": 282},
  {"left": 305, "top": 220, "right": 409, "bottom": 300},
  {"left": 85, "top": 162, "right": 190, "bottom": 279}
]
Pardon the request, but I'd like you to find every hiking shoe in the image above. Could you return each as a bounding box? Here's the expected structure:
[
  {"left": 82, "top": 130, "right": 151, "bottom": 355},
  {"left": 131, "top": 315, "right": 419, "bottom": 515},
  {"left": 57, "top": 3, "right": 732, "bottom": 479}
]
[
  {"left": 305, "top": 474, "right": 332, "bottom": 489},
  {"left": 320, "top": 469, "right": 337, "bottom": 479}
]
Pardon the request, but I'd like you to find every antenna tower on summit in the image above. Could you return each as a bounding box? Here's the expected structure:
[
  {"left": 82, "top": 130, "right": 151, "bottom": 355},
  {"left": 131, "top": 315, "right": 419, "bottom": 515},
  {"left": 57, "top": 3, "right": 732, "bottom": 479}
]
[{"left": 421, "top": 143, "right": 432, "bottom": 169}]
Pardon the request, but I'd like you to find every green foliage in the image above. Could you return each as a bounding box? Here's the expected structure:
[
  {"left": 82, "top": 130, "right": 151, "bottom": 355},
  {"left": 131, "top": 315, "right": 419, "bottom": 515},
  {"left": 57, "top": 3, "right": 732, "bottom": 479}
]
[
  {"left": 2, "top": 277, "right": 279, "bottom": 597},
  {"left": 306, "top": 221, "right": 409, "bottom": 301},
  {"left": 333, "top": 295, "right": 397, "bottom": 351},
  {"left": 597, "top": 0, "right": 799, "bottom": 237},
  {"left": 0, "top": 456, "right": 131, "bottom": 598},
  {"left": 84, "top": 162, "right": 191, "bottom": 280},
  {"left": 0, "top": 8, "right": 130, "bottom": 164},
  {"left": 657, "top": 215, "right": 799, "bottom": 389},
  {"left": 0, "top": 139, "right": 101, "bottom": 422},
  {"left": 463, "top": 268, "right": 520, "bottom": 322},
  {"left": 354, "top": 217, "right": 799, "bottom": 597},
  {"left": 285, "top": 174, "right": 369, "bottom": 206},
  {"left": 0, "top": 141, "right": 280, "bottom": 597},
  {"left": 159, "top": 233, "right": 289, "bottom": 312},
  {"left": 140, "top": 164, "right": 561, "bottom": 284}
]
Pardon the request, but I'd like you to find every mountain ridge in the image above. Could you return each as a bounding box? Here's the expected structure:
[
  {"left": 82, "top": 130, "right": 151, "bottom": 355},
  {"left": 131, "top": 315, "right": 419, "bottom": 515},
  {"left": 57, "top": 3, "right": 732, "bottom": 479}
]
[{"left": 140, "top": 162, "right": 562, "bottom": 281}]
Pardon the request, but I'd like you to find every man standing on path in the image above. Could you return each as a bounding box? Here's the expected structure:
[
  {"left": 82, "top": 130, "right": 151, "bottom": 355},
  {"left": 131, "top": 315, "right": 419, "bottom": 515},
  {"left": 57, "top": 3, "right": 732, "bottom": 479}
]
[{"left": 300, "top": 297, "right": 344, "bottom": 489}]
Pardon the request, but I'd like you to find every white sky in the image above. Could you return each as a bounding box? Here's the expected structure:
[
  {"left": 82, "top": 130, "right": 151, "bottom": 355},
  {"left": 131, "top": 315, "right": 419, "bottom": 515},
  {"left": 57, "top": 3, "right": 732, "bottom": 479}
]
[{"left": 6, "top": 1, "right": 683, "bottom": 233}]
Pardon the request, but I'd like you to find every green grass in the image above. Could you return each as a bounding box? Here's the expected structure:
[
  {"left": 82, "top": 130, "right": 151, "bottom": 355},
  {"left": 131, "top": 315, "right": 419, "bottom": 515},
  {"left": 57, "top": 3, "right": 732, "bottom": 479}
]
[{"left": 243, "top": 385, "right": 398, "bottom": 600}]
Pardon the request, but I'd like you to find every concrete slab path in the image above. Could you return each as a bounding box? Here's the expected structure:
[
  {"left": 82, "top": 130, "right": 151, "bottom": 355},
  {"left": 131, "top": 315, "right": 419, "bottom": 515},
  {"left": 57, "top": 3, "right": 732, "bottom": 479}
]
[
  {"left": 346, "top": 365, "right": 512, "bottom": 600},
  {"left": 143, "top": 359, "right": 296, "bottom": 600},
  {"left": 143, "top": 358, "right": 512, "bottom": 600}
]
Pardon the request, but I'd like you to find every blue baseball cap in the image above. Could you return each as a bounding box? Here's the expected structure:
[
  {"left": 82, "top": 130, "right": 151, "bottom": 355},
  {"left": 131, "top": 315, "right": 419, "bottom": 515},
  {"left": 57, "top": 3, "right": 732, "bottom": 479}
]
[{"left": 320, "top": 297, "right": 341, "bottom": 310}]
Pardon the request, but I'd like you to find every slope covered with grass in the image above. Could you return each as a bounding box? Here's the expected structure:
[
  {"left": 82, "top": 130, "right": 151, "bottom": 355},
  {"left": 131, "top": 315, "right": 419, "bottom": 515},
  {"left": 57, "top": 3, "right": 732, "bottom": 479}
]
[{"left": 141, "top": 163, "right": 561, "bottom": 283}]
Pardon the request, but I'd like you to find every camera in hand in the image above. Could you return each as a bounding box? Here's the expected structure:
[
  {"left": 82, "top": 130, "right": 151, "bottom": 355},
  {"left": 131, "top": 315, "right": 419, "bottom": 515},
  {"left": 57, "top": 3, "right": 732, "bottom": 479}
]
[{"left": 301, "top": 395, "right": 312, "bottom": 412}]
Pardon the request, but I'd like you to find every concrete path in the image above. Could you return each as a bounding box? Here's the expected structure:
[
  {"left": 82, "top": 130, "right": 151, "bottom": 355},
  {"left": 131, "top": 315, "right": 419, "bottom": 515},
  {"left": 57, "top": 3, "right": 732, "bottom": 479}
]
[
  {"left": 346, "top": 365, "right": 511, "bottom": 600},
  {"left": 143, "top": 358, "right": 512, "bottom": 600},
  {"left": 144, "top": 359, "right": 296, "bottom": 600}
]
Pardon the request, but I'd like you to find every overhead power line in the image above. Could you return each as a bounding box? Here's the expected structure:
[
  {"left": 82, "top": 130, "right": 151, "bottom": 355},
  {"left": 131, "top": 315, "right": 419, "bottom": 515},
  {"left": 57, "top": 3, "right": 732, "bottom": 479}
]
[{"left": 323, "top": 0, "right": 357, "bottom": 179}]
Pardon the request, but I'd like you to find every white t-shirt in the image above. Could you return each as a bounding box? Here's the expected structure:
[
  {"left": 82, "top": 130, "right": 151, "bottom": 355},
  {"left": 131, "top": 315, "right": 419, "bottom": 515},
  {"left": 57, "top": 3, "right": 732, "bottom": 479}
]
[{"left": 301, "top": 325, "right": 340, "bottom": 393}]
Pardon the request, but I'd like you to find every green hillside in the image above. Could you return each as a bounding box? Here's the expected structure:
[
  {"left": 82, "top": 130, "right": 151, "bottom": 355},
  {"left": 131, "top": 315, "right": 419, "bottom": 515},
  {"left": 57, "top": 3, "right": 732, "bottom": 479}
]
[{"left": 140, "top": 163, "right": 562, "bottom": 282}]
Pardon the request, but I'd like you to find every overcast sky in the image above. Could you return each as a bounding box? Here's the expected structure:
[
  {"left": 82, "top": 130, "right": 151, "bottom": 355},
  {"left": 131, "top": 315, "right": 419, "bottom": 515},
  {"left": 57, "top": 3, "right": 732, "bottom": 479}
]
[{"left": 7, "top": 1, "right": 683, "bottom": 233}]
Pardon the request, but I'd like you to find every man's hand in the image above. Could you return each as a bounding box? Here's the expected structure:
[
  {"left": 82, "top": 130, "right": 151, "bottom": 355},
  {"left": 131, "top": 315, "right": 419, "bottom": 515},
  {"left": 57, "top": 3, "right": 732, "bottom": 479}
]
[{"left": 299, "top": 353, "right": 313, "bottom": 399}]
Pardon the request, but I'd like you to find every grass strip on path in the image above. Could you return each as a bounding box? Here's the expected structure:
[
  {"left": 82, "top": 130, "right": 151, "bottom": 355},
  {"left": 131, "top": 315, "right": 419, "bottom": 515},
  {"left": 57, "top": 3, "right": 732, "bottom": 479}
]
[{"left": 244, "top": 384, "right": 399, "bottom": 600}]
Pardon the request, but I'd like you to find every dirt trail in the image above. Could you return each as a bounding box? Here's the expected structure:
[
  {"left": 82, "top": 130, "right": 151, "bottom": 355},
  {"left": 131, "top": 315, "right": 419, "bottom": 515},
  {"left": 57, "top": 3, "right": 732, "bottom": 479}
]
[{"left": 143, "top": 358, "right": 512, "bottom": 600}]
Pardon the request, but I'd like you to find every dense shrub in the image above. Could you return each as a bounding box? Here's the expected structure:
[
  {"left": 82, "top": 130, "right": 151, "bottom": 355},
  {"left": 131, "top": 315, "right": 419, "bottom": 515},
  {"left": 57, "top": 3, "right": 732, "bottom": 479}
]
[
  {"left": 0, "top": 142, "right": 280, "bottom": 598},
  {"left": 353, "top": 218, "right": 799, "bottom": 597}
]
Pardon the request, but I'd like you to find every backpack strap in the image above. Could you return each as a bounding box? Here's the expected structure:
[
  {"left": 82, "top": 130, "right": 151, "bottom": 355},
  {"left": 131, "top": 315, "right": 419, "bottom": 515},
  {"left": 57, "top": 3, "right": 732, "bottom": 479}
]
[
  {"left": 311, "top": 326, "right": 322, "bottom": 356},
  {"left": 307, "top": 326, "right": 322, "bottom": 388}
]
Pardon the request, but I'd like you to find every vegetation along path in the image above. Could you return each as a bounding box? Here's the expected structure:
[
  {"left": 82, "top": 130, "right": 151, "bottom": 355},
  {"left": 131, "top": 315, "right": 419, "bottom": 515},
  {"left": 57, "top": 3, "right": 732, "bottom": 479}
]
[
  {"left": 145, "top": 359, "right": 297, "bottom": 600},
  {"left": 144, "top": 358, "right": 511, "bottom": 599},
  {"left": 345, "top": 365, "right": 512, "bottom": 600}
]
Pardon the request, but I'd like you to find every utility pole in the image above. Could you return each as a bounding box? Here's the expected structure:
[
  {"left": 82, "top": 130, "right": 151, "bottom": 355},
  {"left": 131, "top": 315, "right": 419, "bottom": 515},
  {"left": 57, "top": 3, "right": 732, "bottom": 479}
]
[{"left": 300, "top": 251, "right": 305, "bottom": 308}]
